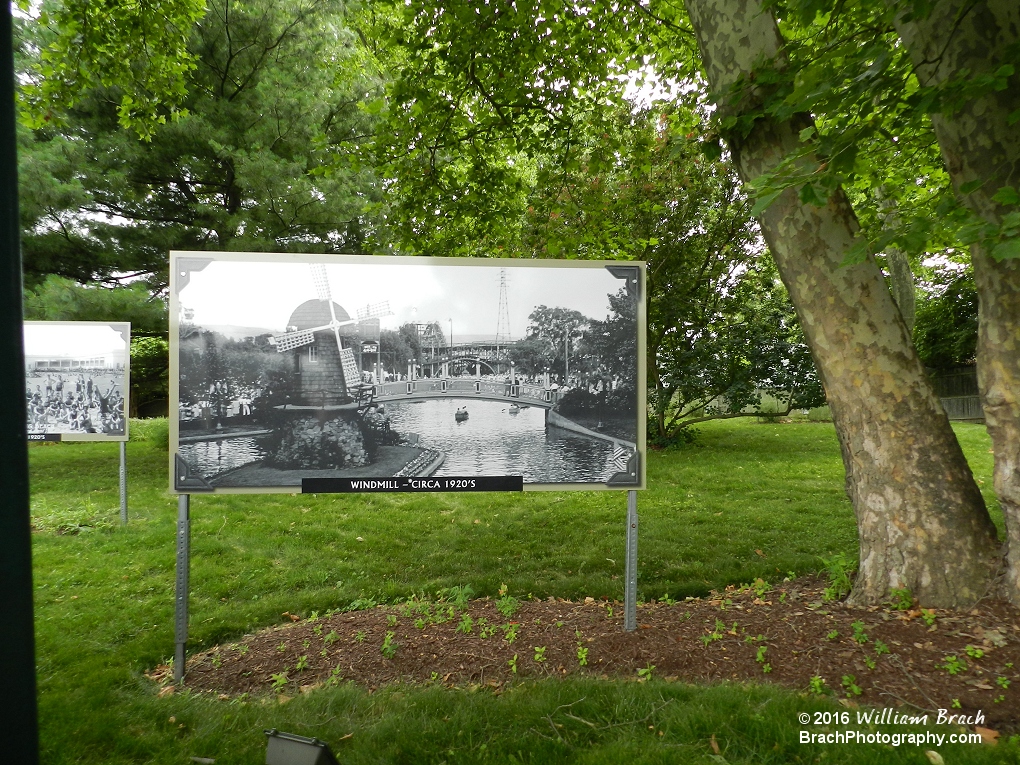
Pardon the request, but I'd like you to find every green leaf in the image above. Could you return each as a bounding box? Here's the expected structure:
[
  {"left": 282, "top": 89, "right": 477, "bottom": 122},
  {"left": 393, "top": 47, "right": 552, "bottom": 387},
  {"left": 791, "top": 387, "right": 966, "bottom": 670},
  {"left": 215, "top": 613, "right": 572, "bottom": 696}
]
[
  {"left": 991, "top": 238, "right": 1020, "bottom": 261},
  {"left": 958, "top": 220, "right": 995, "bottom": 245},
  {"left": 750, "top": 188, "right": 785, "bottom": 217},
  {"left": 959, "top": 179, "right": 984, "bottom": 194},
  {"left": 992, "top": 186, "right": 1020, "bottom": 206},
  {"left": 798, "top": 125, "right": 816, "bottom": 142},
  {"left": 1008, "top": 108, "right": 1020, "bottom": 126},
  {"left": 839, "top": 238, "right": 870, "bottom": 267},
  {"left": 701, "top": 139, "right": 723, "bottom": 161},
  {"left": 363, "top": 98, "right": 387, "bottom": 116},
  {"left": 829, "top": 143, "right": 858, "bottom": 176},
  {"left": 798, "top": 183, "right": 826, "bottom": 207},
  {"left": 1002, "top": 211, "right": 1020, "bottom": 235}
]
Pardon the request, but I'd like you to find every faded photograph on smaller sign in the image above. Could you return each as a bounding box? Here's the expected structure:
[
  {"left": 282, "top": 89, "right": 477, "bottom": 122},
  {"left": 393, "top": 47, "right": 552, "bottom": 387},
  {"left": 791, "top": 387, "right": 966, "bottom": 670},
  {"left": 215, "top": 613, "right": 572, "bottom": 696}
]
[{"left": 24, "top": 322, "right": 130, "bottom": 442}]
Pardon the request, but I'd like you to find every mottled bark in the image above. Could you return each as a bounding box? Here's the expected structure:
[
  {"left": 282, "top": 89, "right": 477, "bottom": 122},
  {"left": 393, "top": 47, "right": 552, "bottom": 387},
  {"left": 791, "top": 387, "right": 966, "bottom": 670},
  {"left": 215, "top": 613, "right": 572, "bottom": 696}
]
[
  {"left": 893, "top": 1, "right": 1020, "bottom": 601},
  {"left": 876, "top": 190, "right": 916, "bottom": 334},
  {"left": 685, "top": 0, "right": 999, "bottom": 606},
  {"left": 886, "top": 245, "right": 916, "bottom": 334}
]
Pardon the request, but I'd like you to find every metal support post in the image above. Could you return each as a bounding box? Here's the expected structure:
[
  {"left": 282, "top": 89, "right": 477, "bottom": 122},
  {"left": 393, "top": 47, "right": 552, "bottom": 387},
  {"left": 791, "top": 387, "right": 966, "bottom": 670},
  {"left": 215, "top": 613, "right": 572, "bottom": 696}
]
[
  {"left": 174, "top": 494, "right": 191, "bottom": 683},
  {"left": 1, "top": 4, "right": 39, "bottom": 762},
  {"left": 118, "top": 441, "right": 127, "bottom": 524},
  {"left": 1, "top": 4, "right": 40, "bottom": 757},
  {"left": 624, "top": 490, "right": 638, "bottom": 632}
]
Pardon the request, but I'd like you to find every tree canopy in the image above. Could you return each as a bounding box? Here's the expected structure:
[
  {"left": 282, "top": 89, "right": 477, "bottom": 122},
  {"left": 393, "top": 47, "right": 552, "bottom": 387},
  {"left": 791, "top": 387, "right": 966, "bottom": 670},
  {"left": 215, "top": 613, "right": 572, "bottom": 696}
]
[
  {"left": 19, "top": 0, "right": 207, "bottom": 138},
  {"left": 16, "top": 0, "right": 385, "bottom": 290}
]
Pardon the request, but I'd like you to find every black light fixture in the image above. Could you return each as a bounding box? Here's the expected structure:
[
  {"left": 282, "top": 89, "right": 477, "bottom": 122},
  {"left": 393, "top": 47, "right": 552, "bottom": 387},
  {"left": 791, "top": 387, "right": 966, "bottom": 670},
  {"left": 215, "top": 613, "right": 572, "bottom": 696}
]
[{"left": 264, "top": 729, "right": 340, "bottom": 765}]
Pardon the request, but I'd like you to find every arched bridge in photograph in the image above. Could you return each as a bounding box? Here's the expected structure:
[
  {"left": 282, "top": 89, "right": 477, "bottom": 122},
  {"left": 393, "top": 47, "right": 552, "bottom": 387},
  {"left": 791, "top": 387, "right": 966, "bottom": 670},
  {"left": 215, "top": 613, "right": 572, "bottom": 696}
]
[{"left": 368, "top": 379, "right": 558, "bottom": 409}]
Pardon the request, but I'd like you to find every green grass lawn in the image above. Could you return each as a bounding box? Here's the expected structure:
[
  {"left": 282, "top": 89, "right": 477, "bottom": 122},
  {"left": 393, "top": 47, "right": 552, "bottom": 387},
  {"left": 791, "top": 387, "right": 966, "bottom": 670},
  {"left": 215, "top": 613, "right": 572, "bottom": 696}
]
[{"left": 29, "top": 418, "right": 1016, "bottom": 764}]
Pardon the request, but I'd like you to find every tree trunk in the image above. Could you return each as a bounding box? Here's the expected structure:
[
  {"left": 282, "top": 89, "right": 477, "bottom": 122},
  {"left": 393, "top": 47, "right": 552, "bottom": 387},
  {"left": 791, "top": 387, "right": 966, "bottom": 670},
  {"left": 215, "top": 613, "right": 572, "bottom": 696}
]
[
  {"left": 886, "top": 245, "right": 916, "bottom": 335},
  {"left": 892, "top": 0, "right": 1020, "bottom": 601},
  {"left": 876, "top": 189, "right": 916, "bottom": 334},
  {"left": 685, "top": 0, "right": 999, "bottom": 606}
]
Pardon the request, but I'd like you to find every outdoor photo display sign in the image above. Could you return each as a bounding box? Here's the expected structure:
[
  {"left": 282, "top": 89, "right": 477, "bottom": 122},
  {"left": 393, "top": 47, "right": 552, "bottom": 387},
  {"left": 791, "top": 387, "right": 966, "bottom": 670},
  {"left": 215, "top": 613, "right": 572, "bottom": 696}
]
[
  {"left": 170, "top": 252, "right": 645, "bottom": 493},
  {"left": 24, "top": 321, "right": 130, "bottom": 442}
]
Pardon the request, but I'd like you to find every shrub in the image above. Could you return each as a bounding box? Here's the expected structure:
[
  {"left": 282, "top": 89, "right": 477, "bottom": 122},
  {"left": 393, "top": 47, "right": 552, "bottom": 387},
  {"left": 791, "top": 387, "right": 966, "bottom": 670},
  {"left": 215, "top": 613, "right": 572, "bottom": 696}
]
[
  {"left": 604, "top": 385, "right": 637, "bottom": 414},
  {"left": 262, "top": 415, "right": 368, "bottom": 469},
  {"left": 130, "top": 418, "right": 169, "bottom": 450},
  {"left": 647, "top": 423, "right": 699, "bottom": 450},
  {"left": 555, "top": 388, "right": 600, "bottom": 414}
]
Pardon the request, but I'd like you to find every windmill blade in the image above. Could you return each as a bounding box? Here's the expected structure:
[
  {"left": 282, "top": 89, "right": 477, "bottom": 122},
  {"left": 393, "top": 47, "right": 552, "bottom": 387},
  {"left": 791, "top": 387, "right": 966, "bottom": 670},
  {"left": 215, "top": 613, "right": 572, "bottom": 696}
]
[
  {"left": 357, "top": 300, "right": 393, "bottom": 320},
  {"left": 270, "top": 329, "right": 317, "bottom": 353},
  {"left": 338, "top": 347, "right": 361, "bottom": 396},
  {"left": 330, "top": 324, "right": 347, "bottom": 386},
  {"left": 352, "top": 318, "right": 381, "bottom": 342},
  {"left": 310, "top": 264, "right": 332, "bottom": 303},
  {"left": 310, "top": 264, "right": 342, "bottom": 330},
  {"left": 271, "top": 317, "right": 361, "bottom": 353}
]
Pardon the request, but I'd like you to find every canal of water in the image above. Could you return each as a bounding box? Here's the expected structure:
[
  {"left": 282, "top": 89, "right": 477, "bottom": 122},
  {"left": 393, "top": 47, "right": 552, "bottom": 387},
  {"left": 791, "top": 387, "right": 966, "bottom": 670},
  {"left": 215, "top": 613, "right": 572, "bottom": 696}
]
[
  {"left": 385, "top": 398, "right": 614, "bottom": 483},
  {"left": 178, "top": 397, "right": 615, "bottom": 484}
]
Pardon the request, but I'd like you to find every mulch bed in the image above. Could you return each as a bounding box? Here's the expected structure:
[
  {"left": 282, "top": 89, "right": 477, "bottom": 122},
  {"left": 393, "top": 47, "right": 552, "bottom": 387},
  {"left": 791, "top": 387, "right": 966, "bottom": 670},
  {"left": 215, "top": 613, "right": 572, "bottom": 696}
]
[{"left": 154, "top": 577, "right": 1020, "bottom": 733}]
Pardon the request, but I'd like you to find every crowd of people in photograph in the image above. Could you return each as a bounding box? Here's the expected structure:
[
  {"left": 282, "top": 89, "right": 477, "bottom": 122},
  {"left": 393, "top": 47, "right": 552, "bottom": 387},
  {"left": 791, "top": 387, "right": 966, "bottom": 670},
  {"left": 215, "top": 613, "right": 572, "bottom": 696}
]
[
  {"left": 25, "top": 370, "right": 126, "bottom": 435},
  {"left": 179, "top": 381, "right": 260, "bottom": 428}
]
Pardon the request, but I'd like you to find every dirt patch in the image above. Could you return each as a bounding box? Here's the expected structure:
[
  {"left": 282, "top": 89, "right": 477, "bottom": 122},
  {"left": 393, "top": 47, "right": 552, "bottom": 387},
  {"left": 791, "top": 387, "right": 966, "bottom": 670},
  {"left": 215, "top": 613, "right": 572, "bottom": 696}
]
[{"left": 158, "top": 578, "right": 1020, "bottom": 730}]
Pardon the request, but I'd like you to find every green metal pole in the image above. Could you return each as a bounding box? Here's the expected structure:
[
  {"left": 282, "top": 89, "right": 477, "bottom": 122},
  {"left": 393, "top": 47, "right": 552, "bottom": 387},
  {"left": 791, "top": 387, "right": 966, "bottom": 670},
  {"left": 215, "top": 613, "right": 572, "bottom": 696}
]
[{"left": 0, "top": 3, "right": 40, "bottom": 761}]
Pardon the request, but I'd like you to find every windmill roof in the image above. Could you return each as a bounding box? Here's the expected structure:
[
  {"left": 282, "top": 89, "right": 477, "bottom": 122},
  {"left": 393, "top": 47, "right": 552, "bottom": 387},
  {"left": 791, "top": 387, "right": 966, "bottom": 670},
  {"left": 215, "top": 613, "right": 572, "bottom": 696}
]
[{"left": 287, "top": 299, "right": 351, "bottom": 330}]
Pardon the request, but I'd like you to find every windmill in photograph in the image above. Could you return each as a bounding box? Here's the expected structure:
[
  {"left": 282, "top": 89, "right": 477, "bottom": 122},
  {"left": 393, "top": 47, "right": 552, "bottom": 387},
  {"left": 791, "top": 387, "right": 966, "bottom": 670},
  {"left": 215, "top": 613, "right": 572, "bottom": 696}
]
[{"left": 269, "top": 264, "right": 391, "bottom": 407}]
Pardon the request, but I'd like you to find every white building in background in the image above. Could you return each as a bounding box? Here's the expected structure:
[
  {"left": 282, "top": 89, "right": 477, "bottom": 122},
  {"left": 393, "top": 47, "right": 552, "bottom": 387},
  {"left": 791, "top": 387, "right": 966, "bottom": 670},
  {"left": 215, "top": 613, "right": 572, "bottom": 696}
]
[{"left": 26, "top": 352, "right": 125, "bottom": 371}]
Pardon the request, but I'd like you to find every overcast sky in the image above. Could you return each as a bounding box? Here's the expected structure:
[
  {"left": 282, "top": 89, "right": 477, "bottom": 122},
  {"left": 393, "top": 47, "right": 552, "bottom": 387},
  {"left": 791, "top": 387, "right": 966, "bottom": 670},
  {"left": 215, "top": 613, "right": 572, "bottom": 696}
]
[
  {"left": 176, "top": 257, "right": 627, "bottom": 339},
  {"left": 24, "top": 322, "right": 129, "bottom": 360}
]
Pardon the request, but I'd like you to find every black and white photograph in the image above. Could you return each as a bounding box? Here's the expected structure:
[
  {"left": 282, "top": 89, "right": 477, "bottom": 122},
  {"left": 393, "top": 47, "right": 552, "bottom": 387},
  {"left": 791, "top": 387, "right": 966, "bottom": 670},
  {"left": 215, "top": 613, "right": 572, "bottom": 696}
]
[
  {"left": 24, "top": 321, "right": 130, "bottom": 441},
  {"left": 170, "top": 253, "right": 644, "bottom": 492}
]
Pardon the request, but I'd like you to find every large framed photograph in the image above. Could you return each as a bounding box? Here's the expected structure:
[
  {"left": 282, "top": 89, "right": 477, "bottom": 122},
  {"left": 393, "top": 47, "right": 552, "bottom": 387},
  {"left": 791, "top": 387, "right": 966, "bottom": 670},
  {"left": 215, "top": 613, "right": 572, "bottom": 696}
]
[
  {"left": 24, "top": 321, "right": 130, "bottom": 442},
  {"left": 170, "top": 252, "right": 645, "bottom": 493}
]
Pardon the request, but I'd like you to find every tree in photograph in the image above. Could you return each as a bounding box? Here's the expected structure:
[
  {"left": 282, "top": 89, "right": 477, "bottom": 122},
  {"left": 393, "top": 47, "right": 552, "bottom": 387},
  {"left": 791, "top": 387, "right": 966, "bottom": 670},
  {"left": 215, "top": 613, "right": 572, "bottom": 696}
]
[
  {"left": 575, "top": 287, "right": 637, "bottom": 404},
  {"left": 178, "top": 330, "right": 290, "bottom": 414},
  {"left": 379, "top": 328, "right": 416, "bottom": 378},
  {"left": 524, "top": 306, "right": 589, "bottom": 382},
  {"left": 16, "top": 0, "right": 385, "bottom": 289},
  {"left": 508, "top": 336, "right": 554, "bottom": 379},
  {"left": 376, "top": 323, "right": 428, "bottom": 377}
]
